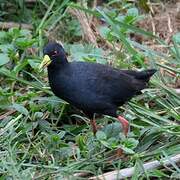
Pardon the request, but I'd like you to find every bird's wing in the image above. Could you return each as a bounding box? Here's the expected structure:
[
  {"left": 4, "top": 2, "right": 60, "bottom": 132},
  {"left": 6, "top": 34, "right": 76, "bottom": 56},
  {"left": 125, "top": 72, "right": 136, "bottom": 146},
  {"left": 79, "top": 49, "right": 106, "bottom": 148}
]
[{"left": 83, "top": 64, "right": 145, "bottom": 103}]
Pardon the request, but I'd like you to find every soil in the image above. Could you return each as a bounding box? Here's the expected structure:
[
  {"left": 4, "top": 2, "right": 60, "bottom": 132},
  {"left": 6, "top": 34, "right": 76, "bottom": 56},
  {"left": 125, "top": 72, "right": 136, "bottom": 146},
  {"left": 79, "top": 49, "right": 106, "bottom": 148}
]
[{"left": 137, "top": 0, "right": 180, "bottom": 46}]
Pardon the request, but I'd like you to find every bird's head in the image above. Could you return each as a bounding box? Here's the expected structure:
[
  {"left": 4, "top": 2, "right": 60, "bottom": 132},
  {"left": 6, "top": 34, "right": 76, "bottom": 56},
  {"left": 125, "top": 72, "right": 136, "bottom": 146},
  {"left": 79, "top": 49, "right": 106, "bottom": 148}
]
[{"left": 39, "top": 42, "right": 67, "bottom": 70}]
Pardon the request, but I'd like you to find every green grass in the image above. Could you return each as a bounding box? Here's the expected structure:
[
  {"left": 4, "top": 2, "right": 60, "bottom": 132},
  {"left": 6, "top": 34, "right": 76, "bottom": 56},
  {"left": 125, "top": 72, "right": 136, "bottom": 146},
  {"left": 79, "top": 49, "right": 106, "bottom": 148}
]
[{"left": 0, "top": 0, "right": 180, "bottom": 179}]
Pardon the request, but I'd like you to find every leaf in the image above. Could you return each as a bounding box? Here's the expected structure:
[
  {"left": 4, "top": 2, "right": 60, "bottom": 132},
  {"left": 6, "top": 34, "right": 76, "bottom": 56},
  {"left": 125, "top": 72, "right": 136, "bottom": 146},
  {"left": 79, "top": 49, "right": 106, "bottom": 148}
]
[
  {"left": 70, "top": 44, "right": 106, "bottom": 64},
  {"left": 11, "top": 103, "right": 29, "bottom": 116},
  {"left": 75, "top": 135, "right": 87, "bottom": 151},
  {"left": 38, "top": 119, "right": 53, "bottom": 133},
  {"left": 97, "top": 9, "right": 137, "bottom": 56},
  {"left": 15, "top": 38, "right": 36, "bottom": 49},
  {"left": 115, "top": 15, "right": 126, "bottom": 22},
  {"left": 172, "top": 32, "right": 180, "bottom": 44},
  {"left": 0, "top": 67, "right": 52, "bottom": 95},
  {"left": 136, "top": 129, "right": 161, "bottom": 152},
  {"left": 0, "top": 44, "right": 13, "bottom": 53},
  {"left": 34, "top": 112, "right": 43, "bottom": 119},
  {"left": 51, "top": 134, "right": 60, "bottom": 142},
  {"left": 58, "top": 131, "right": 66, "bottom": 139},
  {"left": 126, "top": 138, "right": 139, "bottom": 149},
  {"left": 20, "top": 29, "right": 32, "bottom": 37},
  {"left": 100, "top": 140, "right": 111, "bottom": 148},
  {"left": 120, "top": 137, "right": 139, "bottom": 154},
  {"left": 0, "top": 31, "right": 6, "bottom": 40},
  {"left": 70, "top": 44, "right": 87, "bottom": 61},
  {"left": 28, "top": 59, "right": 40, "bottom": 69},
  {"left": 102, "top": 122, "right": 121, "bottom": 138},
  {"left": 121, "top": 146, "right": 135, "bottom": 154},
  {"left": 171, "top": 172, "right": 180, "bottom": 179},
  {"left": 96, "top": 131, "right": 107, "bottom": 140},
  {"left": 99, "top": 26, "right": 110, "bottom": 39},
  {"left": 150, "top": 169, "right": 169, "bottom": 178},
  {"left": 172, "top": 33, "right": 180, "bottom": 60},
  {"left": 8, "top": 28, "right": 21, "bottom": 39},
  {"left": 0, "top": 53, "right": 10, "bottom": 66},
  {"left": 127, "top": 8, "right": 139, "bottom": 16}
]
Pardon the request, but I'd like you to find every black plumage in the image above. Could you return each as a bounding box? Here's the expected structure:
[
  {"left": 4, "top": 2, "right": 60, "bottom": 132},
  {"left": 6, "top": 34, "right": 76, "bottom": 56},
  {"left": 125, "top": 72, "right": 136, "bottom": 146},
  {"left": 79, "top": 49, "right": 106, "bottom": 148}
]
[{"left": 41, "top": 42, "right": 156, "bottom": 135}]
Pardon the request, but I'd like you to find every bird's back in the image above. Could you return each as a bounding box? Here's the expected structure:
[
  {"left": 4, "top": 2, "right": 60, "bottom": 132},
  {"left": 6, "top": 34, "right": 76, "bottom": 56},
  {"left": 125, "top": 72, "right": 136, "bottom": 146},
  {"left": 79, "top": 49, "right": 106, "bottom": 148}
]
[{"left": 48, "top": 61, "right": 156, "bottom": 113}]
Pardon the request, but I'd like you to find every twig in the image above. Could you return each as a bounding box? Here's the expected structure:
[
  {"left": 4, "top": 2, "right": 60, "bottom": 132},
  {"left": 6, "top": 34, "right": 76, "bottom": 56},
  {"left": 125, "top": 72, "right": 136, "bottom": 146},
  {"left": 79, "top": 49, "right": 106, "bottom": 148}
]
[
  {"left": 68, "top": 8, "right": 98, "bottom": 47},
  {"left": 167, "top": 14, "right": 173, "bottom": 33},
  {"left": 89, "top": 0, "right": 97, "bottom": 24},
  {"left": 150, "top": 14, "right": 156, "bottom": 36},
  {"left": 0, "top": 22, "right": 33, "bottom": 30},
  {"left": 175, "top": 89, "right": 180, "bottom": 94},
  {"left": 0, "top": 109, "right": 16, "bottom": 120},
  {"left": 0, "top": 101, "right": 29, "bottom": 121},
  {"left": 89, "top": 154, "right": 180, "bottom": 180}
]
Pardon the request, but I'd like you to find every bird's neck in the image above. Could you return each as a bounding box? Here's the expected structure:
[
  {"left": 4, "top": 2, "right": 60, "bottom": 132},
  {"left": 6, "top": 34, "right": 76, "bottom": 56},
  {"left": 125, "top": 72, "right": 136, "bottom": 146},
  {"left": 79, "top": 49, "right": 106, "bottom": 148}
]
[{"left": 59, "top": 55, "right": 68, "bottom": 65}]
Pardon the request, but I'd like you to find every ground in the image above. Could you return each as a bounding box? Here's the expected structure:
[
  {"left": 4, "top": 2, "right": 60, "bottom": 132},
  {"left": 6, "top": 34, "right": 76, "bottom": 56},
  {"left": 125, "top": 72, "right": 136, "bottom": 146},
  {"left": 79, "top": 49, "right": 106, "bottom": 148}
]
[{"left": 0, "top": 0, "right": 179, "bottom": 179}]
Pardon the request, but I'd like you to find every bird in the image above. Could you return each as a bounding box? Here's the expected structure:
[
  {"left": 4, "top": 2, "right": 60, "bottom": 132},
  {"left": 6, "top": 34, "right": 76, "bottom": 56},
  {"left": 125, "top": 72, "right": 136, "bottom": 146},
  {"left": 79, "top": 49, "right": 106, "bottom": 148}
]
[{"left": 39, "top": 42, "right": 156, "bottom": 136}]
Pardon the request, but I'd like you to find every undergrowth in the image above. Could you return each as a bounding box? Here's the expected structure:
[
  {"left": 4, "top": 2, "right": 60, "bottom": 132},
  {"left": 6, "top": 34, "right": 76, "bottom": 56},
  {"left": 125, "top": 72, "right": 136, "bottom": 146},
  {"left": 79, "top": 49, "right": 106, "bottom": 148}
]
[{"left": 0, "top": 0, "right": 179, "bottom": 179}]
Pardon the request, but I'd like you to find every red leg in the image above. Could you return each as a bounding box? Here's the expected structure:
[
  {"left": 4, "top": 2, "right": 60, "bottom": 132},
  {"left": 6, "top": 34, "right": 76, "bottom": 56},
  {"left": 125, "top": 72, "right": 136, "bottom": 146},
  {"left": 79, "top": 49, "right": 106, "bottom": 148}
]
[
  {"left": 90, "top": 119, "right": 98, "bottom": 135},
  {"left": 117, "top": 116, "right": 129, "bottom": 136},
  {"left": 115, "top": 116, "right": 129, "bottom": 157}
]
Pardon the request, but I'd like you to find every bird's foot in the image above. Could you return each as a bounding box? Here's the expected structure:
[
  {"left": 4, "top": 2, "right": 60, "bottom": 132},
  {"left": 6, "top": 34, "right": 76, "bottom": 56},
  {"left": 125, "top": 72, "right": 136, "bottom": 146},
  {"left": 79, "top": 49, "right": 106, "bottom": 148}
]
[
  {"left": 90, "top": 119, "right": 103, "bottom": 135},
  {"left": 117, "top": 115, "right": 129, "bottom": 136},
  {"left": 90, "top": 119, "right": 98, "bottom": 135},
  {"left": 114, "top": 116, "right": 129, "bottom": 157}
]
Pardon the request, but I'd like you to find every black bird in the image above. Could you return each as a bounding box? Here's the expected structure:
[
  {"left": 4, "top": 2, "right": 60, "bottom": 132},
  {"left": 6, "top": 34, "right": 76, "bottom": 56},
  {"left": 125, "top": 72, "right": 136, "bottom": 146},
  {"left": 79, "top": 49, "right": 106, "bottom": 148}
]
[{"left": 40, "top": 42, "right": 156, "bottom": 136}]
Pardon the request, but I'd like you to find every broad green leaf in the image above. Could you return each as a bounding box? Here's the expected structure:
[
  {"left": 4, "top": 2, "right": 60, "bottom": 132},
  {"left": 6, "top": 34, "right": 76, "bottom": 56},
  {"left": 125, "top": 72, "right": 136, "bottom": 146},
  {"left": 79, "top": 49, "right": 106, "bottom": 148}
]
[
  {"left": 28, "top": 59, "right": 40, "bottom": 69},
  {"left": 96, "top": 131, "right": 107, "bottom": 140},
  {"left": 127, "top": 8, "right": 139, "bottom": 16},
  {"left": 11, "top": 103, "right": 29, "bottom": 116},
  {"left": 102, "top": 122, "right": 121, "bottom": 138},
  {"left": 0, "top": 44, "right": 13, "bottom": 53},
  {"left": 38, "top": 119, "right": 53, "bottom": 133},
  {"left": 98, "top": 26, "right": 110, "bottom": 39},
  {"left": 0, "top": 31, "right": 6, "bottom": 40},
  {"left": 121, "top": 146, "right": 135, "bottom": 154},
  {"left": 97, "top": 9, "right": 137, "bottom": 56},
  {"left": 0, "top": 53, "right": 10, "bottom": 66},
  {"left": 15, "top": 38, "right": 36, "bottom": 49}
]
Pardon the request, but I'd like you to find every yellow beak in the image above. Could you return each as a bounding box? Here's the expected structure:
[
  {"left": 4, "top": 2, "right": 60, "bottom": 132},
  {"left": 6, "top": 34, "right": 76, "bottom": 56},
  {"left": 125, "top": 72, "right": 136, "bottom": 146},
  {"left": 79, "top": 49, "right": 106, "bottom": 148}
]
[{"left": 39, "top": 55, "right": 51, "bottom": 70}]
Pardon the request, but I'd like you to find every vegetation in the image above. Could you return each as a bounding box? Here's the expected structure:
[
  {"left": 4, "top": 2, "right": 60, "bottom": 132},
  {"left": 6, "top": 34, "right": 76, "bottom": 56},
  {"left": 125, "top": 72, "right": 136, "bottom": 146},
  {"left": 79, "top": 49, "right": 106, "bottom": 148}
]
[{"left": 0, "top": 0, "right": 179, "bottom": 179}]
